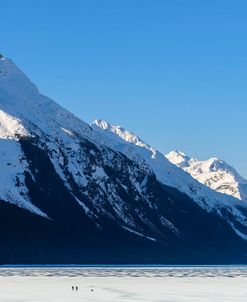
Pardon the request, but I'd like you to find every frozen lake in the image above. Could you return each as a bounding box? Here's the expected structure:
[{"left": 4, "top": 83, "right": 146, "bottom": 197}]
[{"left": 0, "top": 266, "right": 247, "bottom": 301}]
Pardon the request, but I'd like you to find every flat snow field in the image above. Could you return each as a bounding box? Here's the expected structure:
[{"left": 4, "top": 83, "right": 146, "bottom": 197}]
[{"left": 0, "top": 267, "right": 247, "bottom": 301}]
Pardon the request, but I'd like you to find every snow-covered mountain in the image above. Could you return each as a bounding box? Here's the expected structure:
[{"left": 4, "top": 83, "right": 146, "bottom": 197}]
[
  {"left": 92, "top": 120, "right": 247, "bottom": 239},
  {"left": 166, "top": 151, "right": 247, "bottom": 202},
  {"left": 1, "top": 55, "right": 247, "bottom": 264}
]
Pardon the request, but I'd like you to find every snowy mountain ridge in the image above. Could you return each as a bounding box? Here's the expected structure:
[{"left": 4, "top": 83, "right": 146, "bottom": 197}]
[
  {"left": 93, "top": 119, "right": 152, "bottom": 150},
  {"left": 92, "top": 119, "right": 247, "bottom": 239},
  {"left": 166, "top": 150, "right": 247, "bottom": 202}
]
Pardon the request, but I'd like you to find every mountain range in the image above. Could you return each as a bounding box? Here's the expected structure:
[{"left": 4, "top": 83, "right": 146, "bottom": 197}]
[{"left": 1, "top": 55, "right": 247, "bottom": 264}]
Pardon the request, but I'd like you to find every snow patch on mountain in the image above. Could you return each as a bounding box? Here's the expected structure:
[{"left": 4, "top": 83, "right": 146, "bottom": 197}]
[
  {"left": 0, "top": 110, "right": 29, "bottom": 139},
  {"left": 160, "top": 216, "right": 180, "bottom": 236},
  {"left": 92, "top": 166, "right": 108, "bottom": 179},
  {"left": 122, "top": 226, "right": 157, "bottom": 242},
  {"left": 0, "top": 139, "right": 47, "bottom": 217},
  {"left": 166, "top": 150, "right": 247, "bottom": 201}
]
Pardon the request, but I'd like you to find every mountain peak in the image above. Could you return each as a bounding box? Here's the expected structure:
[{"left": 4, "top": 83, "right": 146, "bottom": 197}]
[
  {"left": 167, "top": 151, "right": 247, "bottom": 201},
  {"left": 0, "top": 56, "right": 91, "bottom": 139},
  {"left": 92, "top": 119, "right": 151, "bottom": 149},
  {"left": 0, "top": 55, "right": 39, "bottom": 100},
  {"left": 93, "top": 119, "right": 111, "bottom": 130},
  {"left": 166, "top": 150, "right": 191, "bottom": 168}
]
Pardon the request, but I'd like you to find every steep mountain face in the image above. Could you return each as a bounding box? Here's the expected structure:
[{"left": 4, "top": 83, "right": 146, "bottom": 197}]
[
  {"left": 166, "top": 151, "right": 247, "bottom": 202},
  {"left": 1, "top": 55, "right": 247, "bottom": 264}
]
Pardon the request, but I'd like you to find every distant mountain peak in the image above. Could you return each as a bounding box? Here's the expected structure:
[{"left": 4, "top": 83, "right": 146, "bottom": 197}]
[
  {"left": 166, "top": 151, "right": 247, "bottom": 201},
  {"left": 93, "top": 119, "right": 152, "bottom": 150}
]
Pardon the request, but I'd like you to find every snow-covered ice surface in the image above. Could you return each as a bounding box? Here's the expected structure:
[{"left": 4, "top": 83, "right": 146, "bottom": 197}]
[{"left": 0, "top": 267, "right": 247, "bottom": 302}]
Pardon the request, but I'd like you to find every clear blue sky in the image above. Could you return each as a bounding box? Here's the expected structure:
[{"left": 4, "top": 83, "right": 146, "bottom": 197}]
[{"left": 1, "top": 0, "right": 247, "bottom": 177}]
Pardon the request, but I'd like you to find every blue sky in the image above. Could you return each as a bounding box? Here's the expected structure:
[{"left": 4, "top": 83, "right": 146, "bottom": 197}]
[{"left": 1, "top": 0, "right": 247, "bottom": 177}]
